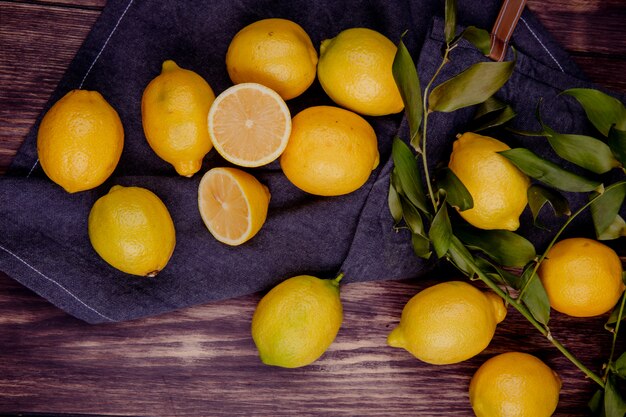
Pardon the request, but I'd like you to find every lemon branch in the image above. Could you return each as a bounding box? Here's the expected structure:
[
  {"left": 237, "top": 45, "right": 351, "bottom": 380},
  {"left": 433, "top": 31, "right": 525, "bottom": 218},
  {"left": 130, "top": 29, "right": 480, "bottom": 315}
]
[{"left": 605, "top": 290, "right": 626, "bottom": 381}]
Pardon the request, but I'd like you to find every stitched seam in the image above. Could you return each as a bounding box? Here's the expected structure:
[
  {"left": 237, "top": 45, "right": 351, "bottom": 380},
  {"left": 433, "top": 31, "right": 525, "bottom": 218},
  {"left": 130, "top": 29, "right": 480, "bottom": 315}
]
[
  {"left": 520, "top": 16, "right": 565, "bottom": 73},
  {"left": 26, "top": 0, "right": 136, "bottom": 178},
  {"left": 0, "top": 243, "right": 114, "bottom": 322}
]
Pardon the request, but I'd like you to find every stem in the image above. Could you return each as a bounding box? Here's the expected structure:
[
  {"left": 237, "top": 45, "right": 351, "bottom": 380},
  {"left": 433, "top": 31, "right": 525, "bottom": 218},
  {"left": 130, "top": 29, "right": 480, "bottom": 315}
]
[
  {"left": 518, "top": 188, "right": 607, "bottom": 300},
  {"left": 334, "top": 272, "right": 345, "bottom": 284},
  {"left": 604, "top": 290, "right": 626, "bottom": 381},
  {"left": 451, "top": 239, "right": 605, "bottom": 388}
]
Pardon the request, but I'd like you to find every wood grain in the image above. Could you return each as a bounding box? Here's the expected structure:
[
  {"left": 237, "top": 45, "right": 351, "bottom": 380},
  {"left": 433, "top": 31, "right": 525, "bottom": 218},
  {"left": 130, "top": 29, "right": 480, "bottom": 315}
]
[{"left": 1, "top": 1, "right": 625, "bottom": 416}]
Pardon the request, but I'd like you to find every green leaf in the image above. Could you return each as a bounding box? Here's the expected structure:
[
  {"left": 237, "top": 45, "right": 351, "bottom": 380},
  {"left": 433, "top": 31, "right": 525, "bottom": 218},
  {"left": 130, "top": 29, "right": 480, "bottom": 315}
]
[
  {"left": 598, "top": 215, "right": 626, "bottom": 240},
  {"left": 604, "top": 374, "right": 626, "bottom": 417},
  {"left": 429, "top": 199, "right": 452, "bottom": 258},
  {"left": 520, "top": 266, "right": 550, "bottom": 325},
  {"left": 474, "top": 96, "right": 507, "bottom": 119},
  {"left": 392, "top": 137, "right": 429, "bottom": 213},
  {"left": 606, "top": 293, "right": 626, "bottom": 331},
  {"left": 444, "top": 0, "right": 457, "bottom": 44},
  {"left": 473, "top": 256, "right": 521, "bottom": 288},
  {"left": 563, "top": 88, "right": 626, "bottom": 136},
  {"left": 500, "top": 148, "right": 602, "bottom": 192},
  {"left": 527, "top": 184, "right": 571, "bottom": 227},
  {"left": 608, "top": 126, "right": 626, "bottom": 167},
  {"left": 455, "top": 225, "right": 536, "bottom": 267},
  {"left": 401, "top": 198, "right": 425, "bottom": 235},
  {"left": 411, "top": 232, "right": 432, "bottom": 260},
  {"left": 437, "top": 167, "right": 473, "bottom": 211},
  {"left": 448, "top": 235, "right": 475, "bottom": 275},
  {"left": 393, "top": 40, "right": 422, "bottom": 146},
  {"left": 543, "top": 126, "right": 620, "bottom": 174},
  {"left": 388, "top": 177, "right": 403, "bottom": 224},
  {"left": 429, "top": 60, "right": 515, "bottom": 113},
  {"left": 461, "top": 26, "right": 490, "bottom": 55},
  {"left": 616, "top": 352, "right": 626, "bottom": 379},
  {"left": 471, "top": 105, "right": 516, "bottom": 132},
  {"left": 589, "top": 389, "right": 604, "bottom": 416},
  {"left": 590, "top": 181, "right": 626, "bottom": 239}
]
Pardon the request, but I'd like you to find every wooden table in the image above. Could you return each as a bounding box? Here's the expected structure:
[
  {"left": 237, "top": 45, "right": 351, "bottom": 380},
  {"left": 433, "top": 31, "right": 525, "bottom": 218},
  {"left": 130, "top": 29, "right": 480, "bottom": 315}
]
[{"left": 1, "top": 1, "right": 625, "bottom": 416}]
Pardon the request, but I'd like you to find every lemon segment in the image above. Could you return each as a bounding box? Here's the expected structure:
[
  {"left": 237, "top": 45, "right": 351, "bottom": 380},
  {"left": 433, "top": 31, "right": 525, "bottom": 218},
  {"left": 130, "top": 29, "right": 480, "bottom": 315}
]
[
  {"left": 141, "top": 60, "right": 215, "bottom": 177},
  {"left": 317, "top": 28, "right": 403, "bottom": 116},
  {"left": 251, "top": 275, "right": 343, "bottom": 368},
  {"left": 198, "top": 167, "right": 270, "bottom": 246},
  {"left": 37, "top": 89, "right": 124, "bottom": 193},
  {"left": 448, "top": 132, "right": 530, "bottom": 231},
  {"left": 387, "top": 281, "right": 507, "bottom": 365},
  {"left": 88, "top": 185, "right": 176, "bottom": 277}
]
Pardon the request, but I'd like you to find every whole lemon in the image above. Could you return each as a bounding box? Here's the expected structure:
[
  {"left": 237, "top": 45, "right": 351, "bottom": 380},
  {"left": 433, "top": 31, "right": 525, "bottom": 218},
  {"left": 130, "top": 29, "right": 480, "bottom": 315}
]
[
  {"left": 88, "top": 185, "right": 176, "bottom": 277},
  {"left": 317, "top": 28, "right": 403, "bottom": 116},
  {"left": 142, "top": 60, "right": 215, "bottom": 177},
  {"left": 251, "top": 274, "right": 343, "bottom": 368},
  {"left": 226, "top": 18, "right": 318, "bottom": 100},
  {"left": 387, "top": 281, "right": 507, "bottom": 365},
  {"left": 539, "top": 237, "right": 624, "bottom": 317},
  {"left": 280, "top": 106, "right": 379, "bottom": 196},
  {"left": 448, "top": 132, "right": 530, "bottom": 231},
  {"left": 470, "top": 352, "right": 561, "bottom": 417},
  {"left": 37, "top": 89, "right": 124, "bottom": 193}
]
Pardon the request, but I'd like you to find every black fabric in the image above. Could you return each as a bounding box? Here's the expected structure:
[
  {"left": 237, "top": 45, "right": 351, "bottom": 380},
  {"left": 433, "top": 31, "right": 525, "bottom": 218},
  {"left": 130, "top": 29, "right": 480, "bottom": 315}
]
[{"left": 1, "top": 0, "right": 622, "bottom": 323}]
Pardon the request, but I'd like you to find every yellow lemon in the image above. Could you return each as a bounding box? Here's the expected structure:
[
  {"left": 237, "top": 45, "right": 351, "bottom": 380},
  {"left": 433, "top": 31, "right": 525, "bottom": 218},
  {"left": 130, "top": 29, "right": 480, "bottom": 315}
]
[
  {"left": 470, "top": 352, "right": 561, "bottom": 417},
  {"left": 198, "top": 167, "right": 270, "bottom": 246},
  {"left": 387, "top": 281, "right": 507, "bottom": 365},
  {"left": 252, "top": 274, "right": 343, "bottom": 368},
  {"left": 280, "top": 106, "right": 379, "bottom": 196},
  {"left": 141, "top": 60, "right": 215, "bottom": 177},
  {"left": 88, "top": 185, "right": 176, "bottom": 277},
  {"left": 226, "top": 18, "right": 318, "bottom": 100},
  {"left": 448, "top": 132, "right": 530, "bottom": 231},
  {"left": 317, "top": 28, "right": 403, "bottom": 116},
  {"left": 539, "top": 237, "right": 624, "bottom": 317},
  {"left": 37, "top": 89, "right": 124, "bottom": 193}
]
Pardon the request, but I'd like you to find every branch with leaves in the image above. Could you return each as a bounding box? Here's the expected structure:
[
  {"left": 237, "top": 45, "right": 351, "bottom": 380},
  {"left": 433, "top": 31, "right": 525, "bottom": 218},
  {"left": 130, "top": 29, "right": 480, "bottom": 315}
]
[{"left": 388, "top": 2, "right": 626, "bottom": 415}]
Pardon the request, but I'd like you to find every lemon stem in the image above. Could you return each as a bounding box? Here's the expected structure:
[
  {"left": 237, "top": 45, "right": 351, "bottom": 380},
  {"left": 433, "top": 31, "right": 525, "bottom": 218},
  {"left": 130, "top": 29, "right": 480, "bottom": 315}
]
[
  {"left": 450, "top": 238, "right": 605, "bottom": 388},
  {"left": 517, "top": 185, "right": 613, "bottom": 301},
  {"left": 333, "top": 272, "right": 345, "bottom": 284},
  {"left": 604, "top": 290, "right": 626, "bottom": 381}
]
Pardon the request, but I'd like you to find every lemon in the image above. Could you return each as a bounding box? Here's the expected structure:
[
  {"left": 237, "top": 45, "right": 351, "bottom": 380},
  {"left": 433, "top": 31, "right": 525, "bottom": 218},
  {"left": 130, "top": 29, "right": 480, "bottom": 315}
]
[
  {"left": 88, "top": 185, "right": 176, "bottom": 277},
  {"left": 470, "top": 352, "right": 561, "bottom": 417},
  {"left": 251, "top": 274, "right": 343, "bottom": 368},
  {"left": 280, "top": 106, "right": 379, "bottom": 196},
  {"left": 448, "top": 132, "right": 530, "bottom": 231},
  {"left": 226, "top": 18, "right": 317, "bottom": 100},
  {"left": 317, "top": 28, "right": 403, "bottom": 116},
  {"left": 538, "top": 237, "right": 624, "bottom": 317},
  {"left": 37, "top": 89, "right": 124, "bottom": 193},
  {"left": 387, "top": 281, "right": 507, "bottom": 365},
  {"left": 198, "top": 167, "right": 270, "bottom": 246},
  {"left": 141, "top": 60, "right": 215, "bottom": 177}
]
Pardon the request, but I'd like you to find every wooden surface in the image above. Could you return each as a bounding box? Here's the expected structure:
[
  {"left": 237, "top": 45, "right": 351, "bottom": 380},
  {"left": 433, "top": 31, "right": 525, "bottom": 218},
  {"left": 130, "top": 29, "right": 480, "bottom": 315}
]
[{"left": 1, "top": 0, "right": 625, "bottom": 416}]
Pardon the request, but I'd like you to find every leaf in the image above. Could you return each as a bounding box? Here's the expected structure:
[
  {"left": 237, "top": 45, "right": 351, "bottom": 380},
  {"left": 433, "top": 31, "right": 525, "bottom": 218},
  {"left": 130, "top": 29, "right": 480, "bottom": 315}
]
[
  {"left": 392, "top": 137, "right": 429, "bottom": 213},
  {"left": 473, "top": 255, "right": 523, "bottom": 288},
  {"left": 606, "top": 293, "right": 626, "bottom": 331},
  {"left": 527, "top": 184, "right": 571, "bottom": 227},
  {"left": 393, "top": 40, "right": 422, "bottom": 146},
  {"left": 448, "top": 235, "right": 475, "bottom": 275},
  {"left": 429, "top": 199, "right": 452, "bottom": 258},
  {"left": 437, "top": 167, "right": 473, "bottom": 211},
  {"left": 588, "top": 389, "right": 604, "bottom": 416},
  {"left": 520, "top": 265, "right": 550, "bottom": 325},
  {"left": 461, "top": 26, "right": 490, "bottom": 55},
  {"left": 563, "top": 88, "right": 626, "bottom": 136},
  {"left": 471, "top": 105, "right": 516, "bottom": 132},
  {"left": 444, "top": 0, "right": 457, "bottom": 44},
  {"left": 609, "top": 126, "right": 626, "bottom": 167},
  {"left": 543, "top": 126, "right": 620, "bottom": 174},
  {"left": 474, "top": 96, "right": 507, "bottom": 119},
  {"left": 500, "top": 148, "right": 602, "bottom": 192},
  {"left": 388, "top": 172, "right": 403, "bottom": 224},
  {"left": 455, "top": 225, "right": 536, "bottom": 267},
  {"left": 590, "top": 181, "right": 626, "bottom": 238},
  {"left": 616, "top": 352, "right": 626, "bottom": 379},
  {"left": 604, "top": 374, "right": 626, "bottom": 417},
  {"left": 411, "top": 232, "right": 432, "bottom": 260},
  {"left": 401, "top": 198, "right": 425, "bottom": 235},
  {"left": 429, "top": 60, "right": 515, "bottom": 113},
  {"left": 598, "top": 215, "right": 626, "bottom": 240}
]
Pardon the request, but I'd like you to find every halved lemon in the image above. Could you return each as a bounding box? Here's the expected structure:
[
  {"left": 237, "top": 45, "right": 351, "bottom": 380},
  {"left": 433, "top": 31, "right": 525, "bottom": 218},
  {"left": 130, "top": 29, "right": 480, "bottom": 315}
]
[
  {"left": 208, "top": 83, "right": 291, "bottom": 167},
  {"left": 198, "top": 167, "right": 271, "bottom": 246}
]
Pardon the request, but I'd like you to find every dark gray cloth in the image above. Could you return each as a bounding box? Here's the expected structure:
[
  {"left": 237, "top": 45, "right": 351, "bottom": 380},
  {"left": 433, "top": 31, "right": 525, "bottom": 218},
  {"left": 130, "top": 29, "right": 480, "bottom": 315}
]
[{"left": 1, "top": 0, "right": 621, "bottom": 323}]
